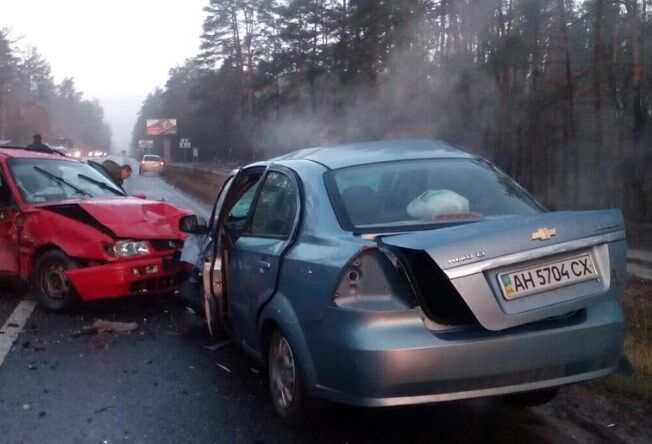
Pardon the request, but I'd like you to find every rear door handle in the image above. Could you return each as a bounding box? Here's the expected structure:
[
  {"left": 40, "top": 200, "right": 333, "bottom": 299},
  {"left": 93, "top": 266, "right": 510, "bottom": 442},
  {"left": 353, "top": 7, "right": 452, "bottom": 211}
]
[{"left": 256, "top": 260, "right": 271, "bottom": 271}]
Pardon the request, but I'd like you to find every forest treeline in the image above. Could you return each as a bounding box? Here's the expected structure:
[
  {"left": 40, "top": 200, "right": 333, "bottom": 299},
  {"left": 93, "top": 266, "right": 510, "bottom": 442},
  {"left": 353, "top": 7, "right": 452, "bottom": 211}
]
[
  {"left": 133, "top": 0, "right": 651, "bottom": 221},
  {"left": 0, "top": 29, "right": 111, "bottom": 149}
]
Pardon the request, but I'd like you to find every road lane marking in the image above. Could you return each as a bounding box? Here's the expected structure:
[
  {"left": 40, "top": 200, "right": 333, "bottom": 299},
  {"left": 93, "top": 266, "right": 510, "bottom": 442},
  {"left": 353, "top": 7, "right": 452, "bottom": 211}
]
[{"left": 0, "top": 299, "right": 37, "bottom": 368}]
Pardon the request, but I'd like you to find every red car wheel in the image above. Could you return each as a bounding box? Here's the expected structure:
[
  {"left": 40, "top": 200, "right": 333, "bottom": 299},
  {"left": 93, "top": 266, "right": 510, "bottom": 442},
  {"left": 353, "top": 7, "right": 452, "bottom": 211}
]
[{"left": 31, "top": 250, "right": 81, "bottom": 312}]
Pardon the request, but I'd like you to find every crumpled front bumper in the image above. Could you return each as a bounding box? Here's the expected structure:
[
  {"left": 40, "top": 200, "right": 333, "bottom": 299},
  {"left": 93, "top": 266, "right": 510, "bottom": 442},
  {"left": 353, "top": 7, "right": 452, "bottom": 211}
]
[{"left": 65, "top": 255, "right": 183, "bottom": 301}]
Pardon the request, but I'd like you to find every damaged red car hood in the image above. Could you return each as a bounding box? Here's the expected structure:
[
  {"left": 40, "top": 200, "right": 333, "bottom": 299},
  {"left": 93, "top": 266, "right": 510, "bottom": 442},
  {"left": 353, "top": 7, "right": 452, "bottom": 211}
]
[{"left": 42, "top": 198, "right": 189, "bottom": 239}]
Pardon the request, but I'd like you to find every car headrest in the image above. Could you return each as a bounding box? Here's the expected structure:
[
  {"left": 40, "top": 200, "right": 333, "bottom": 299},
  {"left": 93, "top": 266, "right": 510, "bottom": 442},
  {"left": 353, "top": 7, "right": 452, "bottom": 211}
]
[{"left": 341, "top": 185, "right": 380, "bottom": 225}]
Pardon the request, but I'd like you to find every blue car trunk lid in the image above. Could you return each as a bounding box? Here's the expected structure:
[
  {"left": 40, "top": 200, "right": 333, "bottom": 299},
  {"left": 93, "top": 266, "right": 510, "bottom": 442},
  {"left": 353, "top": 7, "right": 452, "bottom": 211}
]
[{"left": 380, "top": 209, "right": 627, "bottom": 330}]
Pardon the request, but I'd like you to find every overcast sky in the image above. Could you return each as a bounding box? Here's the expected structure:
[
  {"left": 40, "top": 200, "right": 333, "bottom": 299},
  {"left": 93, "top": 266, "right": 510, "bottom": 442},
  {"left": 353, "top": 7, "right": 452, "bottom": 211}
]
[{"left": 1, "top": 0, "right": 206, "bottom": 148}]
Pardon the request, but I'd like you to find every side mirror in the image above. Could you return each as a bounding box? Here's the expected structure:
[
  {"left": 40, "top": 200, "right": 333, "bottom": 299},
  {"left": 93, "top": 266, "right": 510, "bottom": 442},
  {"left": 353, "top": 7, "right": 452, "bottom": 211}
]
[{"left": 179, "top": 214, "right": 209, "bottom": 234}]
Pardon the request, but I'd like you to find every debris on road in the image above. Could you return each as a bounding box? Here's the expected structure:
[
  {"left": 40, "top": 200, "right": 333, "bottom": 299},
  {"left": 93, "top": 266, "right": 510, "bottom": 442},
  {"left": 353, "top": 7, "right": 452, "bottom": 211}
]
[
  {"left": 216, "top": 363, "right": 232, "bottom": 373},
  {"left": 94, "top": 405, "right": 113, "bottom": 414},
  {"left": 204, "top": 340, "right": 232, "bottom": 351},
  {"left": 82, "top": 319, "right": 138, "bottom": 334}
]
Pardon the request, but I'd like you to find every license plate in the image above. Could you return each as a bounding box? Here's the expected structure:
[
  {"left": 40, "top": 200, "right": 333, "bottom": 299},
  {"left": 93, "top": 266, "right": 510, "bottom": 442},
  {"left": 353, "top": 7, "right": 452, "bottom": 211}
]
[{"left": 498, "top": 253, "right": 598, "bottom": 300}]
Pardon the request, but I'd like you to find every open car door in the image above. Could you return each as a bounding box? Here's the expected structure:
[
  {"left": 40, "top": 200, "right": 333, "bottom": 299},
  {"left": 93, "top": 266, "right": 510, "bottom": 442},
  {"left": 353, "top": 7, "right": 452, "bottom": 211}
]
[
  {"left": 224, "top": 166, "right": 301, "bottom": 350},
  {"left": 205, "top": 168, "right": 264, "bottom": 333}
]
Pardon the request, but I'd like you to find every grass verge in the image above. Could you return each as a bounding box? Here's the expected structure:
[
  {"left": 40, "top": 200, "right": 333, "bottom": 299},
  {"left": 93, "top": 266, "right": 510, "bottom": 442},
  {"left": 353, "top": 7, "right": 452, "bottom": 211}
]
[
  {"left": 161, "top": 165, "right": 230, "bottom": 205},
  {"left": 598, "top": 277, "right": 652, "bottom": 404}
]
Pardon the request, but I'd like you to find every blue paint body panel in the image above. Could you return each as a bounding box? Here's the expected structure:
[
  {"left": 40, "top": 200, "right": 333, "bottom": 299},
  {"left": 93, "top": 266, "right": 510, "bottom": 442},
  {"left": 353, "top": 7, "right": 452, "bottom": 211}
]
[{"left": 182, "top": 139, "right": 627, "bottom": 407}]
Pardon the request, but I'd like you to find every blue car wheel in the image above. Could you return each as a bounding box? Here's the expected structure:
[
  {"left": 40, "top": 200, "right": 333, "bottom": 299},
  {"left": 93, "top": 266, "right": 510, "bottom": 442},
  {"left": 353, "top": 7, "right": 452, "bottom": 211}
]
[{"left": 268, "top": 329, "right": 310, "bottom": 422}]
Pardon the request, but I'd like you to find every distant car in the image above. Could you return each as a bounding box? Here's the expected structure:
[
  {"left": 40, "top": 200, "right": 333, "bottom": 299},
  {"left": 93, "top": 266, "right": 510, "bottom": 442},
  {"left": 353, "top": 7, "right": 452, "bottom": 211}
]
[
  {"left": 48, "top": 145, "right": 69, "bottom": 156},
  {"left": 139, "top": 154, "right": 164, "bottom": 175},
  {"left": 179, "top": 139, "right": 626, "bottom": 421},
  {"left": 66, "top": 149, "right": 82, "bottom": 159},
  {"left": 0, "top": 147, "right": 189, "bottom": 311}
]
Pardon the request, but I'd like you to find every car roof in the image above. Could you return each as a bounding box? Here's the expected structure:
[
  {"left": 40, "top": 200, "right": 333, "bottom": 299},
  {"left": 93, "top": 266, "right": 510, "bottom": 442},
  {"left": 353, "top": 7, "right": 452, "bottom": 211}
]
[
  {"left": 271, "top": 139, "right": 476, "bottom": 170},
  {"left": 0, "top": 146, "right": 74, "bottom": 160}
]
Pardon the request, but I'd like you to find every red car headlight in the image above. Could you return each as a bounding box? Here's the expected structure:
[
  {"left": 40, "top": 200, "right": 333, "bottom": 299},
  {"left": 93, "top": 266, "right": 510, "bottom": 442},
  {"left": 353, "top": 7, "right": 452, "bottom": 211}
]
[{"left": 108, "top": 240, "right": 150, "bottom": 257}]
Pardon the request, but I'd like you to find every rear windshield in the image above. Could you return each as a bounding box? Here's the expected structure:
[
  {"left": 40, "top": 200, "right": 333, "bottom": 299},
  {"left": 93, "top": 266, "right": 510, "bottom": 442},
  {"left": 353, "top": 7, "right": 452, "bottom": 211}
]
[
  {"left": 326, "top": 159, "right": 542, "bottom": 232},
  {"left": 143, "top": 155, "right": 161, "bottom": 161}
]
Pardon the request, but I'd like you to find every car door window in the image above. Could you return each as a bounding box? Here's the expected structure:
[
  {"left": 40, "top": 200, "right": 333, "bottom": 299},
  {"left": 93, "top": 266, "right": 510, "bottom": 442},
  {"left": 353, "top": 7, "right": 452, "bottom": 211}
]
[
  {"left": 250, "top": 171, "right": 296, "bottom": 238},
  {"left": 210, "top": 176, "right": 233, "bottom": 228},
  {"left": 226, "top": 184, "right": 258, "bottom": 233}
]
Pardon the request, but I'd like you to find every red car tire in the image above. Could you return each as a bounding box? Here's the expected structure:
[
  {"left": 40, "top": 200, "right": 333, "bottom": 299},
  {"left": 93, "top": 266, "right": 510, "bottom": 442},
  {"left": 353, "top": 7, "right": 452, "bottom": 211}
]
[{"left": 31, "top": 249, "right": 81, "bottom": 312}]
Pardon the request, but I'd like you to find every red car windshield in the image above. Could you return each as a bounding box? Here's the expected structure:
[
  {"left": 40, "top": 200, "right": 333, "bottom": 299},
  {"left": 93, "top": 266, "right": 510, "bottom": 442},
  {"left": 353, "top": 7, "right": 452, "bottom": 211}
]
[{"left": 9, "top": 158, "right": 126, "bottom": 203}]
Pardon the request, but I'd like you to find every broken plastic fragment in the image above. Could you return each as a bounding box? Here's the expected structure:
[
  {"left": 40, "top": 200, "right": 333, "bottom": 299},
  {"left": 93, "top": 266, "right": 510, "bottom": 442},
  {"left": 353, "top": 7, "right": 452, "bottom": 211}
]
[
  {"left": 83, "top": 319, "right": 138, "bottom": 334},
  {"left": 204, "top": 340, "right": 232, "bottom": 351},
  {"left": 216, "top": 363, "right": 232, "bottom": 373}
]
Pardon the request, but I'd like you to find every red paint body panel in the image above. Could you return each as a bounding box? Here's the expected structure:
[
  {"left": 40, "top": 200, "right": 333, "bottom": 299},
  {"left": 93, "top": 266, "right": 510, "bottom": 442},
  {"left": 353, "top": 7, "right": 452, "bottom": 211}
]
[
  {"left": 0, "top": 149, "right": 190, "bottom": 301},
  {"left": 0, "top": 208, "right": 21, "bottom": 274},
  {"left": 65, "top": 255, "right": 182, "bottom": 300},
  {"left": 70, "top": 198, "right": 184, "bottom": 239},
  {"left": 19, "top": 208, "right": 114, "bottom": 276}
]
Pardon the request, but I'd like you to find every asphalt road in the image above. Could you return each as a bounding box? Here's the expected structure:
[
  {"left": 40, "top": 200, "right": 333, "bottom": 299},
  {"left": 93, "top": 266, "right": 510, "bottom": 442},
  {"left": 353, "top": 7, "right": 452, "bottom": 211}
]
[{"left": 0, "top": 160, "right": 649, "bottom": 444}]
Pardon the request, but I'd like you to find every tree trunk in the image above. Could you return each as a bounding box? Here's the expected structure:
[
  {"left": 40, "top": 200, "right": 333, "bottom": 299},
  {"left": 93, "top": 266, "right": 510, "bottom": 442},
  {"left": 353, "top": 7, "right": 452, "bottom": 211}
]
[
  {"left": 228, "top": 1, "right": 246, "bottom": 112},
  {"left": 556, "top": 0, "right": 577, "bottom": 207},
  {"left": 592, "top": 0, "right": 605, "bottom": 205},
  {"left": 626, "top": 0, "right": 644, "bottom": 137}
]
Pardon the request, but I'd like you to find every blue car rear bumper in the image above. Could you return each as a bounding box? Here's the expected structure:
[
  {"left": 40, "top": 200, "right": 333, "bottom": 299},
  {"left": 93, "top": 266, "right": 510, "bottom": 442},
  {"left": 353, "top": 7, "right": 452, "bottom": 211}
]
[{"left": 300, "top": 299, "right": 624, "bottom": 407}]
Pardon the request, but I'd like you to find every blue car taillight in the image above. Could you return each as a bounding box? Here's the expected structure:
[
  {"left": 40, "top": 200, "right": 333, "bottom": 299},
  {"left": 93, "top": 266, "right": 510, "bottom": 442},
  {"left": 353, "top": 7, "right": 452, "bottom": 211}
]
[{"left": 332, "top": 248, "right": 415, "bottom": 311}]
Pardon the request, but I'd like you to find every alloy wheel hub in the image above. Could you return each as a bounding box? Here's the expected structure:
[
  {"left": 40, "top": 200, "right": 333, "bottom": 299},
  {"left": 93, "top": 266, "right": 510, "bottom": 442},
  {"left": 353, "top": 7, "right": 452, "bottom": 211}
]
[{"left": 271, "top": 337, "right": 296, "bottom": 410}]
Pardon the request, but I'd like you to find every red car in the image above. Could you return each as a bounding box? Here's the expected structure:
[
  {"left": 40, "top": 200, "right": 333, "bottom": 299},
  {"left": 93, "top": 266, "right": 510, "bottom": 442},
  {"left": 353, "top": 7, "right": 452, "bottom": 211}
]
[{"left": 0, "top": 147, "right": 189, "bottom": 311}]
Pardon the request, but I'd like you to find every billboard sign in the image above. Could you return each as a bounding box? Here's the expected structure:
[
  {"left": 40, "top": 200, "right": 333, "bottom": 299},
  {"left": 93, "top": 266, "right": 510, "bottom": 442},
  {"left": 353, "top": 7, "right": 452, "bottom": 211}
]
[
  {"left": 146, "top": 118, "right": 177, "bottom": 136},
  {"left": 138, "top": 140, "right": 154, "bottom": 150}
]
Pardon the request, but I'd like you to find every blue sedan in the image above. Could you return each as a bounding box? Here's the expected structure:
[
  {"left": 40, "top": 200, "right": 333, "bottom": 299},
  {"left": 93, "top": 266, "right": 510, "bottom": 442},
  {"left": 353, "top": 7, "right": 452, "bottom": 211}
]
[{"left": 179, "top": 139, "right": 626, "bottom": 421}]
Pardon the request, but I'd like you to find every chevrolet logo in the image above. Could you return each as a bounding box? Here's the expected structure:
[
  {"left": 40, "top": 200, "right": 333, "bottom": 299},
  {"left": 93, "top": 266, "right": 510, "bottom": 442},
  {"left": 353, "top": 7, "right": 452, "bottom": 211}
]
[{"left": 532, "top": 227, "right": 557, "bottom": 241}]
